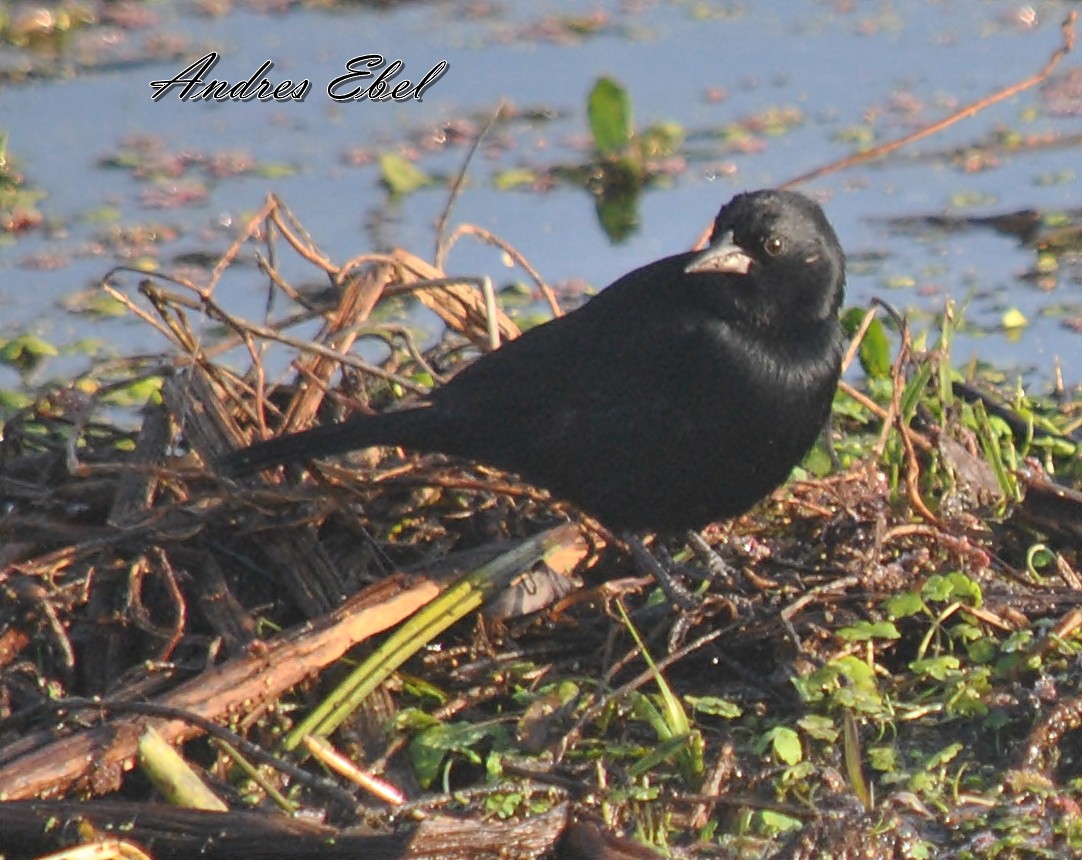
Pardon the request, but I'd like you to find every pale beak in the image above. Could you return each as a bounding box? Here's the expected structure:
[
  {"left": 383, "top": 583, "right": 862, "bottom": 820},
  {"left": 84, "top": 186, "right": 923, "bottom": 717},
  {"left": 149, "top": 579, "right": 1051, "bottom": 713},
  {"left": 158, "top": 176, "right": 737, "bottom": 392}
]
[{"left": 684, "top": 230, "right": 753, "bottom": 275}]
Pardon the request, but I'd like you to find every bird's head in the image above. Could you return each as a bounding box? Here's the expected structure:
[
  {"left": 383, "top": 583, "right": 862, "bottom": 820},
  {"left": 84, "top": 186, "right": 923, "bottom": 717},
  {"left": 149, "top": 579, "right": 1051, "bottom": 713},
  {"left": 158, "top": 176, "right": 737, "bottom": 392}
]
[{"left": 685, "top": 189, "right": 845, "bottom": 328}]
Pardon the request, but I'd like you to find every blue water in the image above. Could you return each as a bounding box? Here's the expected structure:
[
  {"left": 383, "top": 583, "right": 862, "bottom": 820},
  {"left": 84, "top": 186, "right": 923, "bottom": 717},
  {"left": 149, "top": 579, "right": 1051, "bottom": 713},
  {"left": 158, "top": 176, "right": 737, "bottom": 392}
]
[{"left": 0, "top": 0, "right": 1079, "bottom": 395}]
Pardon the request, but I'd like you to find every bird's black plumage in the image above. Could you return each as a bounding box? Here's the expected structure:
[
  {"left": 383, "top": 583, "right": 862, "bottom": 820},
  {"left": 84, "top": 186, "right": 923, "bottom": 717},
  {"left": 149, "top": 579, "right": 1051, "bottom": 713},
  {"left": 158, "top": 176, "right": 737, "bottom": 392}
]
[{"left": 219, "top": 189, "right": 846, "bottom": 533}]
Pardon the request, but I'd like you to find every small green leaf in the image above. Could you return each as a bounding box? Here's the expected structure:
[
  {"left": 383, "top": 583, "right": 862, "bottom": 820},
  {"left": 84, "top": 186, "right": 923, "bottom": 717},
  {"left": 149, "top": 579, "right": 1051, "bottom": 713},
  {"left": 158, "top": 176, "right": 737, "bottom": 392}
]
[
  {"left": 924, "top": 742, "right": 963, "bottom": 770},
  {"left": 909, "top": 655, "right": 960, "bottom": 681},
  {"left": 797, "top": 713, "right": 838, "bottom": 742},
  {"left": 758, "top": 810, "right": 804, "bottom": 836},
  {"left": 255, "top": 162, "right": 298, "bottom": 179},
  {"left": 637, "top": 121, "right": 684, "bottom": 158},
  {"left": 0, "top": 389, "right": 32, "bottom": 413},
  {"left": 102, "top": 376, "right": 164, "bottom": 408},
  {"left": 493, "top": 168, "right": 538, "bottom": 190},
  {"left": 837, "top": 620, "right": 900, "bottom": 642},
  {"left": 0, "top": 334, "right": 58, "bottom": 372},
  {"left": 868, "top": 745, "right": 897, "bottom": 772},
  {"left": 761, "top": 726, "right": 802, "bottom": 765},
  {"left": 886, "top": 590, "right": 925, "bottom": 619},
  {"left": 626, "top": 733, "right": 696, "bottom": 777},
  {"left": 843, "top": 711, "right": 872, "bottom": 811},
  {"left": 1035, "top": 251, "right": 1058, "bottom": 273},
  {"left": 0, "top": 334, "right": 58, "bottom": 362},
  {"left": 965, "top": 636, "right": 997, "bottom": 666},
  {"left": 831, "top": 655, "right": 878, "bottom": 690},
  {"left": 859, "top": 319, "right": 892, "bottom": 378},
  {"left": 616, "top": 602, "right": 703, "bottom": 781},
  {"left": 63, "top": 289, "right": 128, "bottom": 318},
  {"left": 881, "top": 274, "right": 917, "bottom": 289},
  {"left": 841, "top": 308, "right": 892, "bottom": 379},
  {"left": 685, "top": 695, "right": 741, "bottom": 719},
  {"left": 833, "top": 125, "right": 876, "bottom": 146},
  {"left": 908, "top": 841, "right": 933, "bottom": 860},
  {"left": 1002, "top": 307, "right": 1027, "bottom": 330},
  {"left": 922, "top": 572, "right": 982, "bottom": 607},
  {"left": 379, "top": 152, "right": 432, "bottom": 195},
  {"left": 83, "top": 205, "right": 121, "bottom": 223},
  {"left": 408, "top": 721, "right": 506, "bottom": 788},
  {"left": 588, "top": 77, "right": 632, "bottom": 156}
]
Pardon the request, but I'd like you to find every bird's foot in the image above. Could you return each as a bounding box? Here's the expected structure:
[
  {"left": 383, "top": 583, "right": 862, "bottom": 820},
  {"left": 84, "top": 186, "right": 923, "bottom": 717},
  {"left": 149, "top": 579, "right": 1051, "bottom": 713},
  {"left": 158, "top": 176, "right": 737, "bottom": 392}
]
[
  {"left": 623, "top": 533, "right": 699, "bottom": 610},
  {"left": 685, "top": 530, "right": 738, "bottom": 584}
]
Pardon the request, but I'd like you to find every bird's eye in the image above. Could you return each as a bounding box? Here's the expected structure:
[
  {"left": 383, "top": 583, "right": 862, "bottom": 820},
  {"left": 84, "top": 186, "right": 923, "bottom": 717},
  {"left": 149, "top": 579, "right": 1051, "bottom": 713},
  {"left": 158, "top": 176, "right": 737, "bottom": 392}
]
[{"left": 764, "top": 236, "right": 785, "bottom": 256}]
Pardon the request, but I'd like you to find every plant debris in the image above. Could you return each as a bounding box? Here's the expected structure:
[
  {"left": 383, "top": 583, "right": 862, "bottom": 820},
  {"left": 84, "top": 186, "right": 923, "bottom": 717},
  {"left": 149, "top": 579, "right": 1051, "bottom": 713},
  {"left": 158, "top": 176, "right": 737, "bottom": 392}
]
[{"left": 1, "top": 197, "right": 1082, "bottom": 859}]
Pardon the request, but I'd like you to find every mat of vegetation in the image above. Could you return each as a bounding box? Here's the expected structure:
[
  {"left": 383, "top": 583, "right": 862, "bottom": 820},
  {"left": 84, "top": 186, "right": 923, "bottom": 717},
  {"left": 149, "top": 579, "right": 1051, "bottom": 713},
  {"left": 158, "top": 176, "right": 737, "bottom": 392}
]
[{"left": 1, "top": 196, "right": 1081, "bottom": 860}]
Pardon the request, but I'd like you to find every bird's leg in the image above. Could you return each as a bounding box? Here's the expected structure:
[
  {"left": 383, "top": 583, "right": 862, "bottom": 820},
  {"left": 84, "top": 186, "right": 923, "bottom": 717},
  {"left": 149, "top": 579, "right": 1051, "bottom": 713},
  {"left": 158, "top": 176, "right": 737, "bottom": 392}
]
[
  {"left": 685, "top": 530, "right": 738, "bottom": 583},
  {"left": 823, "top": 414, "right": 841, "bottom": 472},
  {"left": 685, "top": 531, "right": 759, "bottom": 621},
  {"left": 623, "top": 532, "right": 697, "bottom": 610}
]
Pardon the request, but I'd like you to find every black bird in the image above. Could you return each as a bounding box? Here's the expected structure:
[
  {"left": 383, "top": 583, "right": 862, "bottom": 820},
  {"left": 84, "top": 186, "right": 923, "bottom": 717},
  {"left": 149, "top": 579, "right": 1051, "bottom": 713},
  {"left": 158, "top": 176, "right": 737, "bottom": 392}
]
[{"left": 220, "top": 189, "right": 845, "bottom": 536}]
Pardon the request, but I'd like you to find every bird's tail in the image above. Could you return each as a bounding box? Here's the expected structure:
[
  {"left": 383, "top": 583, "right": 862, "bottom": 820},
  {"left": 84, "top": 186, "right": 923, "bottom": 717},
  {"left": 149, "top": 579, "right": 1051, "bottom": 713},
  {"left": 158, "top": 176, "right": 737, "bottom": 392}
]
[{"left": 216, "top": 407, "right": 442, "bottom": 477}]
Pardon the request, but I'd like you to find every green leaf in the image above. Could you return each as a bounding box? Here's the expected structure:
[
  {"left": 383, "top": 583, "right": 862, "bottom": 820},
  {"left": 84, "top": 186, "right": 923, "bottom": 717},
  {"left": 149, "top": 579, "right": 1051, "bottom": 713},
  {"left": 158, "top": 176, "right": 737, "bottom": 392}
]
[
  {"left": 971, "top": 399, "right": 1019, "bottom": 504},
  {"left": 843, "top": 711, "right": 872, "bottom": 811},
  {"left": 924, "top": 742, "right": 963, "bottom": 770},
  {"left": 64, "top": 288, "right": 128, "bottom": 318},
  {"left": 899, "top": 366, "right": 933, "bottom": 426},
  {"left": 761, "top": 726, "right": 802, "bottom": 765},
  {"left": 255, "top": 162, "right": 298, "bottom": 180},
  {"left": 841, "top": 308, "right": 892, "bottom": 379},
  {"left": 83, "top": 205, "right": 121, "bottom": 224},
  {"left": 794, "top": 655, "right": 886, "bottom": 716},
  {"left": 102, "top": 376, "right": 164, "bottom": 408},
  {"left": 626, "top": 733, "right": 695, "bottom": 777},
  {"left": 868, "top": 745, "right": 897, "bottom": 772},
  {"left": 831, "top": 655, "right": 878, "bottom": 691},
  {"left": 616, "top": 602, "right": 703, "bottom": 781},
  {"left": 1002, "top": 307, "right": 1027, "bottom": 330},
  {"left": 379, "top": 152, "right": 432, "bottom": 195},
  {"left": 283, "top": 527, "right": 576, "bottom": 750},
  {"left": 0, "top": 334, "right": 58, "bottom": 363},
  {"left": 398, "top": 673, "right": 449, "bottom": 705},
  {"left": 637, "top": 121, "right": 684, "bottom": 158},
  {"left": 0, "top": 334, "right": 58, "bottom": 373},
  {"left": 837, "top": 620, "right": 900, "bottom": 642},
  {"left": 922, "top": 572, "right": 982, "bottom": 607},
  {"left": 797, "top": 713, "right": 838, "bottom": 742},
  {"left": 394, "top": 707, "right": 439, "bottom": 732},
  {"left": 859, "top": 318, "right": 892, "bottom": 378},
  {"left": 628, "top": 690, "right": 668, "bottom": 737},
  {"left": 588, "top": 77, "right": 633, "bottom": 156},
  {"left": 493, "top": 168, "right": 538, "bottom": 190},
  {"left": 0, "top": 389, "right": 32, "bottom": 412},
  {"left": 909, "top": 655, "right": 961, "bottom": 681},
  {"left": 758, "top": 810, "right": 804, "bottom": 836},
  {"left": 685, "top": 695, "right": 741, "bottom": 719},
  {"left": 908, "top": 841, "right": 933, "bottom": 860},
  {"left": 408, "top": 721, "right": 507, "bottom": 788},
  {"left": 965, "top": 636, "right": 997, "bottom": 666},
  {"left": 886, "top": 590, "right": 925, "bottom": 619}
]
